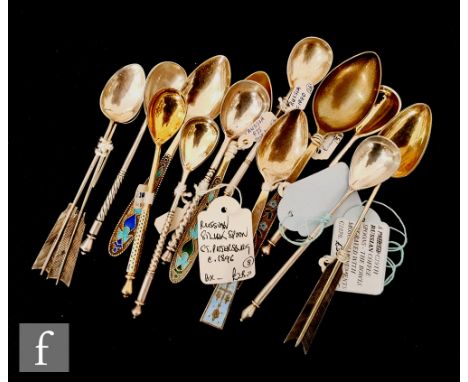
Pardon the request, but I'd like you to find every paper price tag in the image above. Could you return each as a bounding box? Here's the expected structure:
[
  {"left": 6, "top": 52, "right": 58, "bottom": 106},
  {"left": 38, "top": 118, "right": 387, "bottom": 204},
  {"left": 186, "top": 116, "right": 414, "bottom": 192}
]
[
  {"left": 134, "top": 184, "right": 148, "bottom": 209},
  {"left": 313, "top": 133, "right": 344, "bottom": 160},
  {"left": 278, "top": 163, "right": 361, "bottom": 236},
  {"left": 284, "top": 82, "right": 314, "bottom": 112},
  {"left": 246, "top": 112, "right": 277, "bottom": 142},
  {"left": 198, "top": 196, "right": 255, "bottom": 284},
  {"left": 154, "top": 206, "right": 188, "bottom": 234},
  {"left": 332, "top": 218, "right": 389, "bottom": 295}
]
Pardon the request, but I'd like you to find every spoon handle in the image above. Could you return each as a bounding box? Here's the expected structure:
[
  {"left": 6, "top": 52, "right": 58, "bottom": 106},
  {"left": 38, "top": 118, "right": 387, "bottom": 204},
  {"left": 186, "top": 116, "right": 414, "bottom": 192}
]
[
  {"left": 241, "top": 188, "right": 353, "bottom": 321},
  {"left": 287, "top": 184, "right": 380, "bottom": 350},
  {"left": 57, "top": 122, "right": 119, "bottom": 274},
  {"left": 261, "top": 134, "right": 361, "bottom": 256},
  {"left": 240, "top": 230, "right": 315, "bottom": 321},
  {"left": 260, "top": 228, "right": 283, "bottom": 256},
  {"left": 284, "top": 260, "right": 342, "bottom": 353},
  {"left": 261, "top": 135, "right": 358, "bottom": 256},
  {"left": 253, "top": 135, "right": 324, "bottom": 254},
  {"left": 122, "top": 146, "right": 161, "bottom": 298},
  {"left": 36, "top": 121, "right": 115, "bottom": 274},
  {"left": 251, "top": 189, "right": 271, "bottom": 234},
  {"left": 42, "top": 119, "right": 118, "bottom": 284},
  {"left": 329, "top": 135, "right": 358, "bottom": 166},
  {"left": 132, "top": 172, "right": 189, "bottom": 317},
  {"left": 80, "top": 119, "right": 148, "bottom": 255},
  {"left": 161, "top": 139, "right": 231, "bottom": 267},
  {"left": 36, "top": 123, "right": 116, "bottom": 285},
  {"left": 288, "top": 134, "right": 324, "bottom": 181},
  {"left": 165, "top": 151, "right": 233, "bottom": 279},
  {"left": 224, "top": 141, "right": 259, "bottom": 196},
  {"left": 107, "top": 136, "right": 179, "bottom": 257}
]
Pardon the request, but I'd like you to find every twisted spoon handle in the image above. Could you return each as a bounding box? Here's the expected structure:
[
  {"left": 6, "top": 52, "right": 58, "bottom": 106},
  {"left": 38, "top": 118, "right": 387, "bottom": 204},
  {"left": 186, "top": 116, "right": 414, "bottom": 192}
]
[{"left": 81, "top": 120, "right": 148, "bottom": 254}]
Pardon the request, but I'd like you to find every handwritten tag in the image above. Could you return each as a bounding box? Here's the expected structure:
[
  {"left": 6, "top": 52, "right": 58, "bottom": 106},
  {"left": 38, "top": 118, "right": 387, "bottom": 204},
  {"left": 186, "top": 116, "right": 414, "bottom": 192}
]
[
  {"left": 154, "top": 206, "right": 188, "bottom": 234},
  {"left": 332, "top": 218, "right": 389, "bottom": 295},
  {"left": 246, "top": 112, "right": 277, "bottom": 142},
  {"left": 284, "top": 82, "right": 314, "bottom": 112},
  {"left": 313, "top": 133, "right": 344, "bottom": 160},
  {"left": 278, "top": 163, "right": 361, "bottom": 236},
  {"left": 198, "top": 196, "right": 255, "bottom": 284}
]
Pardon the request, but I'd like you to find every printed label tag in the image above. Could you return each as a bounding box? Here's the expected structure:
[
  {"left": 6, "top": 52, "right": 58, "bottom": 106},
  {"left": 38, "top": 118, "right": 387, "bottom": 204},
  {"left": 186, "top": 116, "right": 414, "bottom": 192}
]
[
  {"left": 154, "top": 206, "right": 188, "bottom": 234},
  {"left": 198, "top": 196, "right": 255, "bottom": 284},
  {"left": 284, "top": 82, "right": 314, "bottom": 112},
  {"left": 343, "top": 206, "right": 381, "bottom": 224},
  {"left": 246, "top": 112, "right": 277, "bottom": 142},
  {"left": 278, "top": 163, "right": 361, "bottom": 236},
  {"left": 332, "top": 218, "right": 389, "bottom": 295},
  {"left": 134, "top": 184, "right": 148, "bottom": 210},
  {"left": 313, "top": 133, "right": 344, "bottom": 160}
]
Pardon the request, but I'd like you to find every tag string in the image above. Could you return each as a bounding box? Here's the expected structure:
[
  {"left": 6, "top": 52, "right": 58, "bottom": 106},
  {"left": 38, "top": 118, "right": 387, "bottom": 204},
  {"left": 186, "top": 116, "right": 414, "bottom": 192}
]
[
  {"left": 279, "top": 212, "right": 331, "bottom": 247},
  {"left": 314, "top": 200, "right": 407, "bottom": 287},
  {"left": 364, "top": 200, "right": 407, "bottom": 286},
  {"left": 95, "top": 136, "right": 114, "bottom": 157},
  {"left": 134, "top": 184, "right": 155, "bottom": 207},
  {"left": 195, "top": 183, "right": 243, "bottom": 209},
  {"left": 174, "top": 182, "right": 192, "bottom": 204}
]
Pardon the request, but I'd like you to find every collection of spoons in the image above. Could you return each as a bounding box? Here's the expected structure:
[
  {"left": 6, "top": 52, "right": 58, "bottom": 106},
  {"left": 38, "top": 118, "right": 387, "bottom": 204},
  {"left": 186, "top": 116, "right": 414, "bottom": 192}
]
[
  {"left": 80, "top": 61, "right": 187, "bottom": 256},
  {"left": 284, "top": 103, "right": 431, "bottom": 352},
  {"left": 108, "top": 56, "right": 231, "bottom": 257},
  {"left": 33, "top": 63, "right": 146, "bottom": 285},
  {"left": 163, "top": 79, "right": 270, "bottom": 283},
  {"left": 261, "top": 85, "right": 402, "bottom": 255},
  {"left": 33, "top": 36, "right": 432, "bottom": 353}
]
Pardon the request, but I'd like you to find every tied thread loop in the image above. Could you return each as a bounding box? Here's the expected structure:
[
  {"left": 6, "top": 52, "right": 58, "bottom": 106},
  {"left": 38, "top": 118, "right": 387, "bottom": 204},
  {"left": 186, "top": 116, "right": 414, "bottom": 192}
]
[
  {"left": 224, "top": 141, "right": 239, "bottom": 161},
  {"left": 236, "top": 134, "right": 254, "bottom": 150},
  {"left": 317, "top": 200, "right": 407, "bottom": 286},
  {"left": 361, "top": 200, "right": 407, "bottom": 286},
  {"left": 309, "top": 133, "right": 324, "bottom": 147},
  {"left": 95, "top": 136, "right": 114, "bottom": 157},
  {"left": 278, "top": 96, "right": 289, "bottom": 112},
  {"left": 318, "top": 249, "right": 349, "bottom": 271},
  {"left": 134, "top": 184, "right": 154, "bottom": 207},
  {"left": 277, "top": 181, "right": 291, "bottom": 197},
  {"left": 261, "top": 179, "right": 284, "bottom": 193},
  {"left": 194, "top": 183, "right": 243, "bottom": 209},
  {"left": 223, "top": 139, "right": 250, "bottom": 162},
  {"left": 143, "top": 192, "right": 155, "bottom": 206},
  {"left": 279, "top": 212, "right": 331, "bottom": 247},
  {"left": 174, "top": 182, "right": 192, "bottom": 204}
]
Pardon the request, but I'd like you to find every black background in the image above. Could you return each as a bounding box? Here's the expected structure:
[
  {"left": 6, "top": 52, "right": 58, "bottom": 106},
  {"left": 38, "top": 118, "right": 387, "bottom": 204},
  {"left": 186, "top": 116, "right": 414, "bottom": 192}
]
[{"left": 10, "top": 2, "right": 460, "bottom": 380}]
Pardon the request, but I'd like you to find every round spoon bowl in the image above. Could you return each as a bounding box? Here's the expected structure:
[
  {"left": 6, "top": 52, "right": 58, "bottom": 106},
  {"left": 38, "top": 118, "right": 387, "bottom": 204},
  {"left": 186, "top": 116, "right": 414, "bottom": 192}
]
[
  {"left": 355, "top": 85, "right": 402, "bottom": 136},
  {"left": 379, "top": 103, "right": 432, "bottom": 177},
  {"left": 220, "top": 80, "right": 270, "bottom": 138},
  {"left": 313, "top": 52, "right": 382, "bottom": 135},
  {"left": 182, "top": 55, "right": 231, "bottom": 120},
  {"left": 257, "top": 110, "right": 309, "bottom": 184},
  {"left": 349, "top": 136, "right": 401, "bottom": 190},
  {"left": 144, "top": 62, "right": 187, "bottom": 113},
  {"left": 245, "top": 71, "right": 273, "bottom": 111},
  {"left": 287, "top": 37, "right": 333, "bottom": 87},
  {"left": 180, "top": 117, "right": 220, "bottom": 171},
  {"left": 147, "top": 89, "right": 187, "bottom": 145},
  {"left": 100, "top": 63, "right": 146, "bottom": 123}
]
